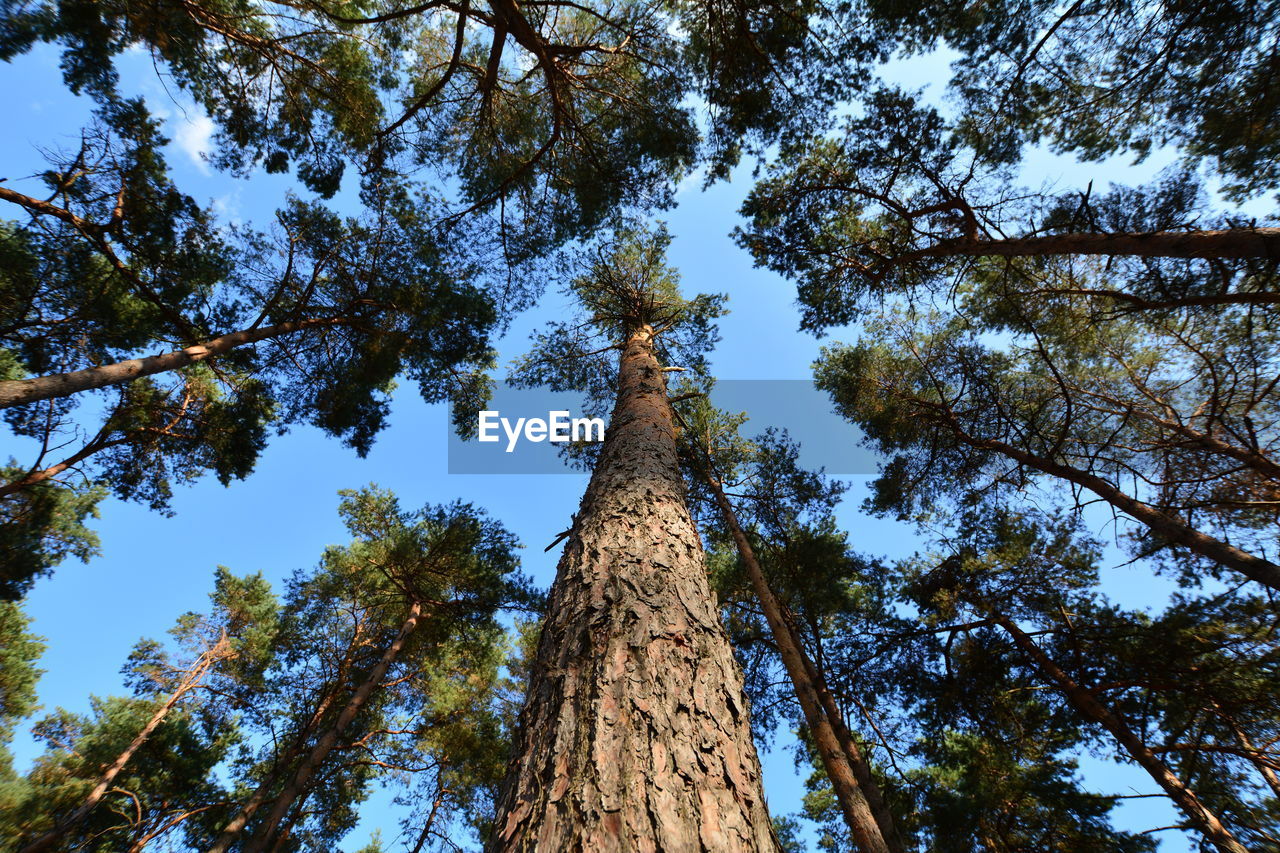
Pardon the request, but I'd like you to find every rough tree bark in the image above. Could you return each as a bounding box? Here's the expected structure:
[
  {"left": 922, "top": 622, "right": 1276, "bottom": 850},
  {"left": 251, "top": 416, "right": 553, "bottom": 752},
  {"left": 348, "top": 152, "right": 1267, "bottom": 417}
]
[
  {"left": 993, "top": 615, "right": 1250, "bottom": 853},
  {"left": 701, "top": 469, "right": 902, "bottom": 853},
  {"left": 489, "top": 325, "right": 778, "bottom": 851}
]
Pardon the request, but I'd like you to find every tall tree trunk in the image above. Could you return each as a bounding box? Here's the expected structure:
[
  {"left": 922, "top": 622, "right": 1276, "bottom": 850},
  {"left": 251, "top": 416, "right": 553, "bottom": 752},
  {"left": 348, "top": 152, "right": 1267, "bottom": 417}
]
[
  {"left": 812, "top": 677, "right": 903, "bottom": 852},
  {"left": 489, "top": 326, "right": 778, "bottom": 851},
  {"left": 0, "top": 317, "right": 352, "bottom": 409},
  {"left": 992, "top": 615, "right": 1250, "bottom": 853},
  {"left": 702, "top": 472, "right": 902, "bottom": 853},
  {"left": 211, "top": 602, "right": 423, "bottom": 853},
  {"left": 20, "top": 640, "right": 227, "bottom": 853}
]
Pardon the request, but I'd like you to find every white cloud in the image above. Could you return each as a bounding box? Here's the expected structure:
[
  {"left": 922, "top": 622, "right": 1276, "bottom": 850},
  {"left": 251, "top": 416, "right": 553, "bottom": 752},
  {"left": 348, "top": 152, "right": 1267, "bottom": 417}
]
[
  {"left": 173, "top": 113, "right": 215, "bottom": 175},
  {"left": 675, "top": 165, "right": 708, "bottom": 198},
  {"left": 211, "top": 188, "right": 243, "bottom": 228}
]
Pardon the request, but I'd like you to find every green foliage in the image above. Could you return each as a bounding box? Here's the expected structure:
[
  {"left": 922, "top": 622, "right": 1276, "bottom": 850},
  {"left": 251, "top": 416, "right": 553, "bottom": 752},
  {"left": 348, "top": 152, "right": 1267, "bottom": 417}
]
[
  {"left": 908, "top": 729, "right": 1154, "bottom": 853},
  {"left": 507, "top": 223, "right": 727, "bottom": 473},
  {"left": 2, "top": 696, "right": 234, "bottom": 851},
  {"left": 1, "top": 0, "right": 856, "bottom": 592},
  {"left": 261, "top": 189, "right": 502, "bottom": 456},
  {"left": 901, "top": 507, "right": 1280, "bottom": 848},
  {"left": 512, "top": 223, "right": 726, "bottom": 399},
  {"left": 397, "top": 620, "right": 539, "bottom": 848},
  {"left": 0, "top": 464, "right": 103, "bottom": 599},
  {"left": 772, "top": 813, "right": 809, "bottom": 853},
  {"left": 0, "top": 138, "right": 502, "bottom": 581},
  {"left": 0, "top": 602, "right": 44, "bottom": 784},
  {"left": 675, "top": 0, "right": 871, "bottom": 179},
  {"left": 207, "top": 486, "right": 531, "bottom": 850},
  {"left": 0, "top": 561, "right": 286, "bottom": 850},
  {"left": 859, "top": 0, "right": 1280, "bottom": 197},
  {"left": 351, "top": 829, "right": 386, "bottom": 853},
  {"left": 813, "top": 296, "right": 1280, "bottom": 583},
  {"left": 739, "top": 86, "right": 965, "bottom": 330},
  {"left": 3, "top": 0, "right": 1279, "bottom": 845},
  {"left": 774, "top": 505, "right": 1212, "bottom": 850},
  {"left": 684, "top": 410, "right": 1160, "bottom": 848},
  {"left": 1, "top": 0, "right": 847, "bottom": 228},
  {"left": 0, "top": 486, "right": 535, "bottom": 851},
  {"left": 739, "top": 85, "right": 1278, "bottom": 335}
]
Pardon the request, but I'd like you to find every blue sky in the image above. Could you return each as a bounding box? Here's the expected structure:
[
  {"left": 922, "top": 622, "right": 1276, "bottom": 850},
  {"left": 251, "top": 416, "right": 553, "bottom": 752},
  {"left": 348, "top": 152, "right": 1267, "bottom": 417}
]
[{"left": 0, "top": 36, "right": 1217, "bottom": 851}]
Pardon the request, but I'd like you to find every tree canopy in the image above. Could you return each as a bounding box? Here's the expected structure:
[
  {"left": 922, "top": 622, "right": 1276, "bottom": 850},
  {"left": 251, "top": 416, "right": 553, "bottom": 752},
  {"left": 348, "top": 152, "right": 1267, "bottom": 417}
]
[
  {"left": 3, "top": 0, "right": 1280, "bottom": 849},
  {"left": 0, "top": 0, "right": 867, "bottom": 595}
]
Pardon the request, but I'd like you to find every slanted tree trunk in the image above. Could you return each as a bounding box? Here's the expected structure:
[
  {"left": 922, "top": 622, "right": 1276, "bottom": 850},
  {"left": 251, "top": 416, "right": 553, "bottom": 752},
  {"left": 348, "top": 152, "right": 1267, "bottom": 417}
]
[
  {"left": 921, "top": 409, "right": 1280, "bottom": 591},
  {"left": 205, "top": 675, "right": 347, "bottom": 853},
  {"left": 0, "top": 429, "right": 131, "bottom": 498},
  {"left": 702, "top": 470, "right": 902, "bottom": 853},
  {"left": 992, "top": 614, "right": 1250, "bottom": 853},
  {"left": 20, "top": 637, "right": 229, "bottom": 853},
  {"left": 0, "top": 317, "right": 353, "bottom": 409},
  {"left": 211, "top": 601, "right": 423, "bottom": 853},
  {"left": 489, "top": 325, "right": 778, "bottom": 851},
  {"left": 1222, "top": 714, "right": 1280, "bottom": 801},
  {"left": 806, "top": 661, "right": 900, "bottom": 847}
]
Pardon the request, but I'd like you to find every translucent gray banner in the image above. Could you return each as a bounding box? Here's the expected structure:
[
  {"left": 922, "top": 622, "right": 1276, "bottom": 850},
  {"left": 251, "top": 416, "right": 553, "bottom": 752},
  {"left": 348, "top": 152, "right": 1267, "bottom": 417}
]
[{"left": 447, "top": 380, "right": 881, "bottom": 475}]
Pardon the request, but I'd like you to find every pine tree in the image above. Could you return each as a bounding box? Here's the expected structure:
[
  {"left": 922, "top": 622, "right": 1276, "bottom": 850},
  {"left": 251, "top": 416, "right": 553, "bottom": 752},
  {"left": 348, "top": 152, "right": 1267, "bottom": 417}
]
[
  {"left": 0, "top": 0, "right": 860, "bottom": 594},
  {"left": 683, "top": 424, "right": 1158, "bottom": 851},
  {"left": 812, "top": 296, "right": 1280, "bottom": 592},
  {"left": 492, "top": 226, "right": 777, "bottom": 849},
  {"left": 0, "top": 103, "right": 501, "bottom": 596},
  {"left": 0, "top": 486, "right": 530, "bottom": 852},
  {"left": 0, "top": 601, "right": 46, "bottom": 813},
  {"left": 847, "top": 1, "right": 1280, "bottom": 198},
  {"left": 210, "top": 486, "right": 528, "bottom": 852},
  {"left": 898, "top": 507, "right": 1276, "bottom": 851},
  {"left": 739, "top": 91, "right": 1279, "bottom": 336},
  {"left": 0, "top": 570, "right": 269, "bottom": 852},
  {"left": 0, "top": 465, "right": 103, "bottom": 599}
]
